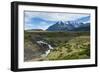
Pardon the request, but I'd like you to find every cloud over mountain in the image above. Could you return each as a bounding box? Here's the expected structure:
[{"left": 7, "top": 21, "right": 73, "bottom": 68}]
[{"left": 24, "top": 11, "right": 90, "bottom": 30}]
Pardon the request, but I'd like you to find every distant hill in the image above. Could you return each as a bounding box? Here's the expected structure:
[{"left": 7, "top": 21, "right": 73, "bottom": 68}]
[
  {"left": 71, "top": 25, "right": 90, "bottom": 31},
  {"left": 46, "top": 16, "right": 90, "bottom": 32},
  {"left": 26, "top": 29, "right": 44, "bottom": 31}
]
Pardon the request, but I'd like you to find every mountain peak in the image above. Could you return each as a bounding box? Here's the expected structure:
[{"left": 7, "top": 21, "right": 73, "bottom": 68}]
[{"left": 46, "top": 16, "right": 90, "bottom": 31}]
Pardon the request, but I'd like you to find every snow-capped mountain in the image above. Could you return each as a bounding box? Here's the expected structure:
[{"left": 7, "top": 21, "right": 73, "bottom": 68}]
[
  {"left": 46, "top": 21, "right": 75, "bottom": 31},
  {"left": 46, "top": 16, "right": 90, "bottom": 31}
]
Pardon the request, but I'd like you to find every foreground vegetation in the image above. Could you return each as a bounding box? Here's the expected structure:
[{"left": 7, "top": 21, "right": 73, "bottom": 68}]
[{"left": 24, "top": 31, "right": 90, "bottom": 61}]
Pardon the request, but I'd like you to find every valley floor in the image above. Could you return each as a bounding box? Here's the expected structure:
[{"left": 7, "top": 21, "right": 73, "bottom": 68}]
[{"left": 24, "top": 31, "right": 90, "bottom": 62}]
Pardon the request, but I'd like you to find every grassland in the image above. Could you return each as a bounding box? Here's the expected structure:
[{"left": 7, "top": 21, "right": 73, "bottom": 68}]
[{"left": 24, "top": 31, "right": 90, "bottom": 61}]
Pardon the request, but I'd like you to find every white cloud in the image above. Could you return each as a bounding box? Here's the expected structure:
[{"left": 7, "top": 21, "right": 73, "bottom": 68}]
[
  {"left": 25, "top": 21, "right": 53, "bottom": 30},
  {"left": 25, "top": 11, "right": 89, "bottom": 22},
  {"left": 24, "top": 11, "right": 90, "bottom": 30}
]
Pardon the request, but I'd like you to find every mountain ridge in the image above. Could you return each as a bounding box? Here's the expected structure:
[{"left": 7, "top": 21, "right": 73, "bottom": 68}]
[{"left": 46, "top": 16, "right": 90, "bottom": 31}]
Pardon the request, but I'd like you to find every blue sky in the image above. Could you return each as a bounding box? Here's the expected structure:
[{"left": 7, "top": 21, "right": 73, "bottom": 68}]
[{"left": 24, "top": 11, "right": 90, "bottom": 30}]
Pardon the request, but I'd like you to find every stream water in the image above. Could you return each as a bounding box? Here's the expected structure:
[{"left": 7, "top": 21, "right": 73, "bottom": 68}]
[{"left": 36, "top": 40, "right": 54, "bottom": 56}]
